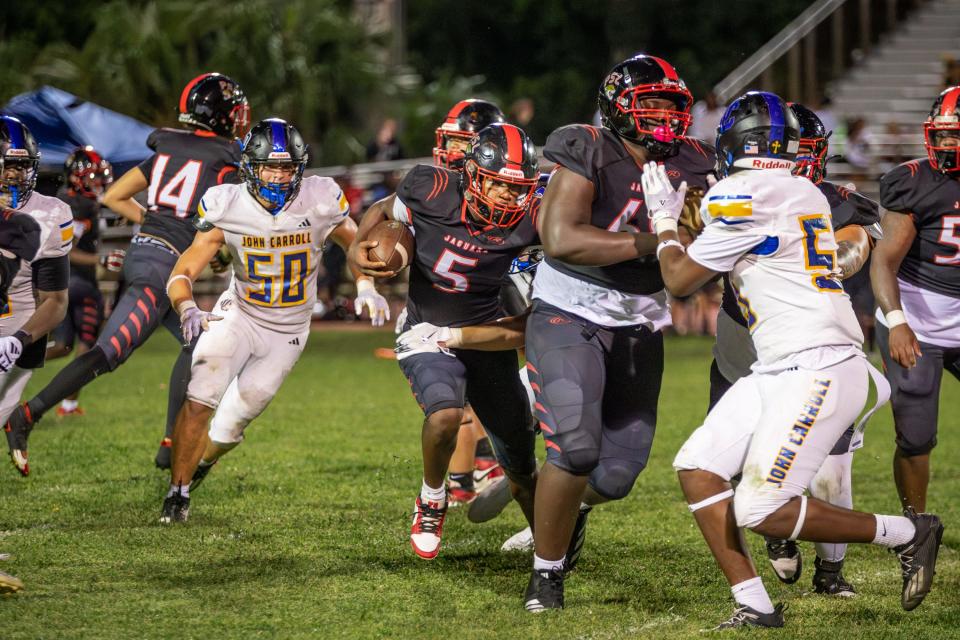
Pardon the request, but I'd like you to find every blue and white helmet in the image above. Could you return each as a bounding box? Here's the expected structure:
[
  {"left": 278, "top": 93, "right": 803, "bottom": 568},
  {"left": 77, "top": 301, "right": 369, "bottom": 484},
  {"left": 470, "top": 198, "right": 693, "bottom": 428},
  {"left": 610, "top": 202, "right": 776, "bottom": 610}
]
[
  {"left": 240, "top": 118, "right": 308, "bottom": 214},
  {"left": 0, "top": 115, "right": 40, "bottom": 209}
]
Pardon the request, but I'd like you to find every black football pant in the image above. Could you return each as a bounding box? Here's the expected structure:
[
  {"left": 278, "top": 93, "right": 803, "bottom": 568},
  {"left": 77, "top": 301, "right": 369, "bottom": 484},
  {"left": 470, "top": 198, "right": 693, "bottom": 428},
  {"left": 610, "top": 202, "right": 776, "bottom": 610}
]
[
  {"left": 524, "top": 300, "right": 662, "bottom": 501},
  {"left": 24, "top": 243, "right": 193, "bottom": 440}
]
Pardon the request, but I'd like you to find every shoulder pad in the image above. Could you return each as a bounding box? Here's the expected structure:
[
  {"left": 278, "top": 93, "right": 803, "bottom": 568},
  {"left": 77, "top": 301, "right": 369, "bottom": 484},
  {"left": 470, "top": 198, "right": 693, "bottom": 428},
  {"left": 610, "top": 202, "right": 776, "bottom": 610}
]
[
  {"left": 879, "top": 159, "right": 926, "bottom": 213},
  {"left": 396, "top": 165, "right": 461, "bottom": 217},
  {"left": 197, "top": 183, "right": 235, "bottom": 226},
  {"left": 543, "top": 124, "right": 616, "bottom": 182}
]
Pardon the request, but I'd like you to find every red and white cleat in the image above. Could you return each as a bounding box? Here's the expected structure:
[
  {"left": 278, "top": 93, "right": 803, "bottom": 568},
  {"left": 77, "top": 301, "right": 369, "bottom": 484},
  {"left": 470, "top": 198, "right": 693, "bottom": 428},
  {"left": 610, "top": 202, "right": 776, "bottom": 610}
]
[
  {"left": 410, "top": 496, "right": 447, "bottom": 560},
  {"left": 473, "top": 457, "right": 504, "bottom": 492},
  {"left": 55, "top": 405, "right": 85, "bottom": 418}
]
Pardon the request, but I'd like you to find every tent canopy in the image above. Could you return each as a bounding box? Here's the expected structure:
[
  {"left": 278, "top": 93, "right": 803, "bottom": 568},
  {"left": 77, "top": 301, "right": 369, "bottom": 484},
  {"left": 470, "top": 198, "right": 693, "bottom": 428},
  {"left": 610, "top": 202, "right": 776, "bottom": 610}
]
[{"left": 3, "top": 86, "right": 155, "bottom": 175}]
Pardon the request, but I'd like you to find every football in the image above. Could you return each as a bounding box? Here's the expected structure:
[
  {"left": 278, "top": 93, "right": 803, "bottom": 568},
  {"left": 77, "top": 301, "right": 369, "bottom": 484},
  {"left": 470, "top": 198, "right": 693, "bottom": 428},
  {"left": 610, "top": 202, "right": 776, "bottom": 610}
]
[{"left": 367, "top": 220, "right": 415, "bottom": 273}]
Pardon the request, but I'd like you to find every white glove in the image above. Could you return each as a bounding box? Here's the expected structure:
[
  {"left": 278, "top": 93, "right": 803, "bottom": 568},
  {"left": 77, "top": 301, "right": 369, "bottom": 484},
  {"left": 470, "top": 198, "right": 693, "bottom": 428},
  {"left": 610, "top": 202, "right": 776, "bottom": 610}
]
[
  {"left": 395, "top": 322, "right": 456, "bottom": 361},
  {"left": 0, "top": 335, "right": 23, "bottom": 372},
  {"left": 179, "top": 301, "right": 221, "bottom": 344},
  {"left": 99, "top": 249, "right": 126, "bottom": 273},
  {"left": 354, "top": 279, "right": 390, "bottom": 327},
  {"left": 394, "top": 307, "right": 409, "bottom": 335},
  {"left": 641, "top": 161, "right": 687, "bottom": 235}
]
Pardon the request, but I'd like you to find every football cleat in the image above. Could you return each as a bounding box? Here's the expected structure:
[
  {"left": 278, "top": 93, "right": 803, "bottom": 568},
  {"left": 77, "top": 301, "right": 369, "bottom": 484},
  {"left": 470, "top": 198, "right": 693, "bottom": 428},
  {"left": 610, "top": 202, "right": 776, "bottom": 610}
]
[
  {"left": 472, "top": 457, "right": 504, "bottom": 492},
  {"left": 501, "top": 526, "right": 534, "bottom": 552},
  {"left": 410, "top": 496, "right": 447, "bottom": 560},
  {"left": 895, "top": 511, "right": 944, "bottom": 611},
  {"left": 189, "top": 460, "right": 217, "bottom": 493},
  {"left": 524, "top": 568, "right": 564, "bottom": 612},
  {"left": 447, "top": 486, "right": 477, "bottom": 507},
  {"left": 765, "top": 538, "right": 802, "bottom": 584},
  {"left": 467, "top": 475, "right": 512, "bottom": 523},
  {"left": 0, "top": 569, "right": 23, "bottom": 594},
  {"left": 159, "top": 493, "right": 190, "bottom": 524},
  {"left": 55, "top": 405, "right": 85, "bottom": 417},
  {"left": 4, "top": 404, "right": 34, "bottom": 476},
  {"left": 563, "top": 504, "right": 592, "bottom": 574},
  {"left": 155, "top": 438, "right": 172, "bottom": 470},
  {"left": 812, "top": 557, "right": 856, "bottom": 597},
  {"left": 713, "top": 603, "right": 785, "bottom": 630}
]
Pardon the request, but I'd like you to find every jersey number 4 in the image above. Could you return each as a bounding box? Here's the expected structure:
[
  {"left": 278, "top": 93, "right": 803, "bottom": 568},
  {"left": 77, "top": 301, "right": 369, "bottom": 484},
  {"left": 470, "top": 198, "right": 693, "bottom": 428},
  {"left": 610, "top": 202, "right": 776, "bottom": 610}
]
[
  {"left": 799, "top": 214, "right": 842, "bottom": 293},
  {"left": 432, "top": 249, "right": 478, "bottom": 293},
  {"left": 147, "top": 155, "right": 203, "bottom": 218}
]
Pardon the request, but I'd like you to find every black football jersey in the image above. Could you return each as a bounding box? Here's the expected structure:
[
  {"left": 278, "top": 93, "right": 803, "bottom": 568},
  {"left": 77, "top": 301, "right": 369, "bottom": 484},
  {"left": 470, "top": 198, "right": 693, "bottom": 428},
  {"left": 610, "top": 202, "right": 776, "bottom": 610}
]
[
  {"left": 880, "top": 158, "right": 960, "bottom": 298},
  {"left": 396, "top": 164, "right": 540, "bottom": 327},
  {"left": 722, "top": 178, "right": 882, "bottom": 327},
  {"left": 136, "top": 128, "right": 242, "bottom": 253},
  {"left": 56, "top": 187, "right": 100, "bottom": 284},
  {"left": 541, "top": 125, "right": 715, "bottom": 295}
]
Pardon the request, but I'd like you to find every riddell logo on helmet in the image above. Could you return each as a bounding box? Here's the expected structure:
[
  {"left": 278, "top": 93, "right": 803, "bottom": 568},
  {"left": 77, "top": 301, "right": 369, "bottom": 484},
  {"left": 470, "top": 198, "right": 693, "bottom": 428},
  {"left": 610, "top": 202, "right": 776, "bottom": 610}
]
[
  {"left": 498, "top": 168, "right": 525, "bottom": 179},
  {"left": 751, "top": 159, "right": 794, "bottom": 169}
]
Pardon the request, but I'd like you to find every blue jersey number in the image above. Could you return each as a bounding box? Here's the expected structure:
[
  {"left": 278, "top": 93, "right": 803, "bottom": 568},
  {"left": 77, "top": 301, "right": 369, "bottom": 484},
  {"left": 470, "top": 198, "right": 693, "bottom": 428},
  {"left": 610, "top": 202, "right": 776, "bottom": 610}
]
[{"left": 245, "top": 250, "right": 310, "bottom": 306}]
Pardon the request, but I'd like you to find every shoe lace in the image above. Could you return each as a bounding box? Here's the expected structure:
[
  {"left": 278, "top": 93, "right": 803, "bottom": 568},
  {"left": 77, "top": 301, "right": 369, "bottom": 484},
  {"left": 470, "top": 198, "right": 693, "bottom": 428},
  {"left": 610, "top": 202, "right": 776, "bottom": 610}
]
[{"left": 416, "top": 501, "right": 446, "bottom": 534}]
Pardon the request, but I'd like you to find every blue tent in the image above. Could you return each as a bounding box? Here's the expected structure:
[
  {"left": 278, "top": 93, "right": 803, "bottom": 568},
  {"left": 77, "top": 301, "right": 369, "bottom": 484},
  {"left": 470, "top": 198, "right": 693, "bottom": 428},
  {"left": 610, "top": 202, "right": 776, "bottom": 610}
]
[{"left": 2, "top": 86, "right": 154, "bottom": 175}]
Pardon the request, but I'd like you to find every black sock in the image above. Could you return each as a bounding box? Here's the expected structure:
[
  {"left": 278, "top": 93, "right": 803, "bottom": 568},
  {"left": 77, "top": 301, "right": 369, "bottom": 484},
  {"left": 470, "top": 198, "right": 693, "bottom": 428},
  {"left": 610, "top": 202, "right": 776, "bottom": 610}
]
[
  {"left": 449, "top": 472, "right": 474, "bottom": 490},
  {"left": 27, "top": 347, "right": 110, "bottom": 421},
  {"left": 164, "top": 347, "right": 193, "bottom": 439}
]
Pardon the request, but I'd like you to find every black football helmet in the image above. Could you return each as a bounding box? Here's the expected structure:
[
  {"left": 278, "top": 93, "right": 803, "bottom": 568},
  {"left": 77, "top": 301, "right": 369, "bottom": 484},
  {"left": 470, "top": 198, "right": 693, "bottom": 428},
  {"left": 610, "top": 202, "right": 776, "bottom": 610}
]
[
  {"left": 924, "top": 85, "right": 960, "bottom": 174},
  {"left": 0, "top": 115, "right": 40, "bottom": 209},
  {"left": 64, "top": 146, "right": 113, "bottom": 199},
  {"left": 715, "top": 91, "right": 800, "bottom": 178},
  {"left": 178, "top": 72, "right": 251, "bottom": 139},
  {"left": 240, "top": 118, "right": 309, "bottom": 214},
  {"left": 788, "top": 103, "right": 830, "bottom": 184},
  {"left": 463, "top": 123, "right": 539, "bottom": 229},
  {"left": 597, "top": 54, "right": 693, "bottom": 157},
  {"left": 434, "top": 99, "right": 505, "bottom": 170}
]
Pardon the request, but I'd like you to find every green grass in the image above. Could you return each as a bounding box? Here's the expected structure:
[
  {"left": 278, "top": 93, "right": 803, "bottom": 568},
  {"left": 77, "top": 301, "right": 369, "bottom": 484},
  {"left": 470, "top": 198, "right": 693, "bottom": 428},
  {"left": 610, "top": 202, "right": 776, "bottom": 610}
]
[{"left": 1, "top": 332, "right": 958, "bottom": 639}]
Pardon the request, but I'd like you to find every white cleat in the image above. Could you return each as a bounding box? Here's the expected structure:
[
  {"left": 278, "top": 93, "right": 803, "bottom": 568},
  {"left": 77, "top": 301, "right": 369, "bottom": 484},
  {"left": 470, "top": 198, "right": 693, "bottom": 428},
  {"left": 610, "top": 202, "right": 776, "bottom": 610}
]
[{"left": 501, "top": 526, "right": 534, "bottom": 552}]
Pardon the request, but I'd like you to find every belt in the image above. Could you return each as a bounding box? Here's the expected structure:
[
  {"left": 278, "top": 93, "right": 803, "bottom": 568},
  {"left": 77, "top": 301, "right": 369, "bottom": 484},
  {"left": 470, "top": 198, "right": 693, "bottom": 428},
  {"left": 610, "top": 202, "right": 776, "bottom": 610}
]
[{"left": 132, "top": 234, "right": 180, "bottom": 257}]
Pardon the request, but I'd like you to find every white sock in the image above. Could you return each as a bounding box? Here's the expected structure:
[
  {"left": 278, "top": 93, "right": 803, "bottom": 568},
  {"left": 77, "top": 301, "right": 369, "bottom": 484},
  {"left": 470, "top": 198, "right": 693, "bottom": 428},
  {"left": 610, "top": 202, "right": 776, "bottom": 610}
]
[
  {"left": 533, "top": 553, "right": 565, "bottom": 572},
  {"left": 167, "top": 483, "right": 190, "bottom": 499},
  {"left": 198, "top": 459, "right": 213, "bottom": 468},
  {"left": 60, "top": 398, "right": 78, "bottom": 412},
  {"left": 420, "top": 479, "right": 446, "bottom": 505},
  {"left": 731, "top": 576, "right": 774, "bottom": 614},
  {"left": 873, "top": 514, "right": 916, "bottom": 548}
]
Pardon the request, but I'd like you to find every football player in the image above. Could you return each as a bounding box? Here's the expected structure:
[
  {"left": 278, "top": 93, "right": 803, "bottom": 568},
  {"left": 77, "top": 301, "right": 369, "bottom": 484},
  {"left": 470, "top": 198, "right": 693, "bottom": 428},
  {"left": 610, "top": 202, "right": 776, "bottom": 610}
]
[
  {"left": 520, "top": 54, "right": 713, "bottom": 611},
  {"left": 871, "top": 86, "right": 960, "bottom": 514},
  {"left": 656, "top": 91, "right": 943, "bottom": 629},
  {"left": 709, "top": 103, "right": 881, "bottom": 595},
  {"left": 0, "top": 116, "right": 72, "bottom": 475},
  {"left": 4, "top": 73, "right": 250, "bottom": 475},
  {"left": 349, "top": 123, "right": 541, "bottom": 560},
  {"left": 45, "top": 147, "right": 124, "bottom": 417},
  {"left": 160, "top": 118, "right": 388, "bottom": 523}
]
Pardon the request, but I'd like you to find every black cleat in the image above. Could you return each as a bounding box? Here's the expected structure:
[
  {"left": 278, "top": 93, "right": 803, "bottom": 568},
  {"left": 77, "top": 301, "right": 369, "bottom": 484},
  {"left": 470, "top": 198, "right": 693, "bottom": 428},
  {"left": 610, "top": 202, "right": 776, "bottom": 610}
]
[
  {"left": 765, "top": 538, "right": 802, "bottom": 584},
  {"left": 4, "top": 404, "right": 35, "bottom": 476},
  {"left": 563, "top": 504, "right": 592, "bottom": 574},
  {"left": 159, "top": 493, "right": 190, "bottom": 524},
  {"left": 813, "top": 557, "right": 856, "bottom": 597},
  {"left": 524, "top": 568, "right": 564, "bottom": 612},
  {"left": 190, "top": 460, "right": 217, "bottom": 493},
  {"left": 713, "top": 603, "right": 785, "bottom": 630},
  {"left": 154, "top": 438, "right": 172, "bottom": 469},
  {"left": 894, "top": 511, "right": 944, "bottom": 611}
]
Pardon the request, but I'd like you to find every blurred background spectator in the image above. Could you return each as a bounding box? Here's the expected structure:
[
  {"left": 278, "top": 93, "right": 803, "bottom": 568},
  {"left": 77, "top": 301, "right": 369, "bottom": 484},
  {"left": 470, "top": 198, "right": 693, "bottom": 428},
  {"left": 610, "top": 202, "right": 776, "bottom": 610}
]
[
  {"left": 366, "top": 118, "right": 405, "bottom": 162},
  {"left": 689, "top": 91, "right": 725, "bottom": 141}
]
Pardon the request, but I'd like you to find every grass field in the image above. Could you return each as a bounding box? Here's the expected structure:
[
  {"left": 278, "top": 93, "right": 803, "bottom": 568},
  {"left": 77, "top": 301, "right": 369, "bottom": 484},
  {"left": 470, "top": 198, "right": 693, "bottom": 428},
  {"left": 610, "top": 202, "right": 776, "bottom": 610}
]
[{"left": 1, "top": 330, "right": 958, "bottom": 639}]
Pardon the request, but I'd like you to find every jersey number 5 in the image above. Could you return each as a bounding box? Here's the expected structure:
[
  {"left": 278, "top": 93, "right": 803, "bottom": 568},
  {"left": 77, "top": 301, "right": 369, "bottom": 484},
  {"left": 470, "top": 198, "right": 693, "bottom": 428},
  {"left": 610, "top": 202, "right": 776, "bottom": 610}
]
[
  {"left": 147, "top": 155, "right": 203, "bottom": 218},
  {"left": 432, "top": 249, "right": 478, "bottom": 293},
  {"left": 799, "top": 214, "right": 842, "bottom": 293},
  {"left": 934, "top": 215, "right": 960, "bottom": 265}
]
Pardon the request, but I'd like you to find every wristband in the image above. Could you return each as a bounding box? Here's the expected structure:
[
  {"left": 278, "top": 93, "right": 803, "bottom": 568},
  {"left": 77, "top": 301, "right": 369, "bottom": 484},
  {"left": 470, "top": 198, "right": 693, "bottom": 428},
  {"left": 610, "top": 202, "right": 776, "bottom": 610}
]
[
  {"left": 656, "top": 239, "right": 685, "bottom": 260},
  {"left": 166, "top": 274, "right": 193, "bottom": 296},
  {"left": 176, "top": 299, "right": 198, "bottom": 317},
  {"left": 356, "top": 278, "right": 375, "bottom": 294},
  {"left": 12, "top": 329, "right": 31, "bottom": 346},
  {"left": 654, "top": 218, "right": 679, "bottom": 235},
  {"left": 885, "top": 310, "right": 907, "bottom": 328}
]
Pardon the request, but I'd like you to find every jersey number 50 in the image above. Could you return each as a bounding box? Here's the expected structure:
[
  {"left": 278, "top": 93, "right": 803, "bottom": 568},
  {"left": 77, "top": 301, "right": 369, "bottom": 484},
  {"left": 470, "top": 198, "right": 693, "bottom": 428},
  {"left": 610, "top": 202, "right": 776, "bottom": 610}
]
[
  {"left": 799, "top": 214, "right": 843, "bottom": 293},
  {"left": 245, "top": 251, "right": 309, "bottom": 306}
]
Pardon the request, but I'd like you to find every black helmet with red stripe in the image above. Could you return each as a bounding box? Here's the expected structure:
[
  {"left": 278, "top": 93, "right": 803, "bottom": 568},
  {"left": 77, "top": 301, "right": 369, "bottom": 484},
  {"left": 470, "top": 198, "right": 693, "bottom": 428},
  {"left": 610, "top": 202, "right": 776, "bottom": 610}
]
[
  {"left": 597, "top": 54, "right": 693, "bottom": 157},
  {"left": 463, "top": 123, "right": 539, "bottom": 229},
  {"left": 64, "top": 146, "right": 113, "bottom": 199},
  {"left": 178, "top": 72, "right": 251, "bottom": 139},
  {"left": 924, "top": 86, "right": 960, "bottom": 174},
  {"left": 788, "top": 102, "right": 830, "bottom": 184},
  {"left": 434, "top": 99, "right": 505, "bottom": 170}
]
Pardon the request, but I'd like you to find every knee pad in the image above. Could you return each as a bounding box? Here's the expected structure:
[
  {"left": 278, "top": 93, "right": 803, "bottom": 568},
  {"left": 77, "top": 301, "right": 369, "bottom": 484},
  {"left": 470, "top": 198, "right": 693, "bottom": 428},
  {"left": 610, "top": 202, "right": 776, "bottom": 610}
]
[
  {"left": 733, "top": 486, "right": 799, "bottom": 530},
  {"left": 547, "top": 432, "right": 600, "bottom": 476},
  {"left": 589, "top": 458, "right": 645, "bottom": 501}
]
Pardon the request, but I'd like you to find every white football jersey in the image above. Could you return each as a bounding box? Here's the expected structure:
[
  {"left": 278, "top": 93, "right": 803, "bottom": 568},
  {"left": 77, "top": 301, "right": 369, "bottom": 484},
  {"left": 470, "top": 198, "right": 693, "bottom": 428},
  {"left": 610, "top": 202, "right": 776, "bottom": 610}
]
[
  {"left": 197, "top": 176, "right": 350, "bottom": 333},
  {"left": 0, "top": 193, "right": 73, "bottom": 334},
  {"left": 687, "top": 168, "right": 863, "bottom": 367}
]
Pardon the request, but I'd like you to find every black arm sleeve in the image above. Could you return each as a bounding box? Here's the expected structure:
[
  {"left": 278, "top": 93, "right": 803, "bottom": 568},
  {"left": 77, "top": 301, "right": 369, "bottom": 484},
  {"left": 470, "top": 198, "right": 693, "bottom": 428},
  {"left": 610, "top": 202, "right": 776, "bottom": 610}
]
[{"left": 32, "top": 255, "right": 70, "bottom": 291}]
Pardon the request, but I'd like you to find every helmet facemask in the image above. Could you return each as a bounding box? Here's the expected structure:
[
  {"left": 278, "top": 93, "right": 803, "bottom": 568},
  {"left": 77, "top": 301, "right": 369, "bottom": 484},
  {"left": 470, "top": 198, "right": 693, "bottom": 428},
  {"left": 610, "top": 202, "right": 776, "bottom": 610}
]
[
  {"left": 0, "top": 154, "right": 38, "bottom": 210},
  {"left": 433, "top": 129, "right": 473, "bottom": 170},
  {"left": 464, "top": 161, "right": 537, "bottom": 229},
  {"left": 924, "top": 118, "right": 960, "bottom": 174},
  {"left": 793, "top": 134, "right": 829, "bottom": 184},
  {"left": 609, "top": 87, "right": 692, "bottom": 156},
  {"left": 243, "top": 159, "right": 305, "bottom": 215}
]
